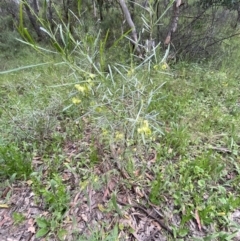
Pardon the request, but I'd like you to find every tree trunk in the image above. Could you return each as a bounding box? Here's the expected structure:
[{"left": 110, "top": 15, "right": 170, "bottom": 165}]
[
  {"left": 129, "top": 0, "right": 135, "bottom": 22},
  {"left": 63, "top": 0, "right": 71, "bottom": 23},
  {"left": 23, "top": 0, "right": 43, "bottom": 40},
  {"left": 62, "top": 0, "right": 75, "bottom": 33},
  {"left": 93, "top": 0, "right": 97, "bottom": 19},
  {"left": 164, "top": 0, "right": 181, "bottom": 46},
  {"left": 156, "top": 1, "right": 161, "bottom": 44},
  {"left": 47, "top": 0, "right": 54, "bottom": 31},
  {"left": 31, "top": 0, "right": 39, "bottom": 15},
  {"left": 97, "top": 0, "right": 104, "bottom": 21},
  {"left": 118, "top": 0, "right": 142, "bottom": 56}
]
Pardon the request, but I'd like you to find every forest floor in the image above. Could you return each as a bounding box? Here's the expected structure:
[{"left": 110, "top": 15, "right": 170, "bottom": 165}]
[{"left": 1, "top": 49, "right": 240, "bottom": 241}]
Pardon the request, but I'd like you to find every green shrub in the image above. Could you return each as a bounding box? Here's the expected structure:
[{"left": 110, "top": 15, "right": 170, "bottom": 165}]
[{"left": 0, "top": 144, "right": 32, "bottom": 179}]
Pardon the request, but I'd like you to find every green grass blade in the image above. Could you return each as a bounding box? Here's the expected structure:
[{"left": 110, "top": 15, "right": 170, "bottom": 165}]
[{"left": 0, "top": 63, "right": 51, "bottom": 74}]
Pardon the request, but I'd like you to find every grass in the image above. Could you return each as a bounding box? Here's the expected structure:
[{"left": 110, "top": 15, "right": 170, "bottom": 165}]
[{"left": 0, "top": 36, "right": 240, "bottom": 240}]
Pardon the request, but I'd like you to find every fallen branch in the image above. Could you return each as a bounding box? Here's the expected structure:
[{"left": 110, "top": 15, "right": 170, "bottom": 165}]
[{"left": 117, "top": 200, "right": 174, "bottom": 237}]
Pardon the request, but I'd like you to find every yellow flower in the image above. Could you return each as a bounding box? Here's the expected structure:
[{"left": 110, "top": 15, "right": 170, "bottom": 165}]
[
  {"left": 115, "top": 131, "right": 124, "bottom": 140},
  {"left": 102, "top": 129, "right": 108, "bottom": 136},
  {"left": 72, "top": 97, "right": 81, "bottom": 104},
  {"left": 96, "top": 107, "right": 103, "bottom": 112},
  {"left": 222, "top": 82, "right": 228, "bottom": 87},
  {"left": 98, "top": 204, "right": 105, "bottom": 212},
  {"left": 75, "top": 84, "right": 87, "bottom": 93},
  {"left": 86, "top": 79, "right": 94, "bottom": 87},
  {"left": 127, "top": 68, "right": 134, "bottom": 77},
  {"left": 138, "top": 120, "right": 152, "bottom": 136},
  {"left": 161, "top": 63, "right": 168, "bottom": 70},
  {"left": 89, "top": 73, "right": 96, "bottom": 79},
  {"left": 80, "top": 180, "right": 88, "bottom": 190}
]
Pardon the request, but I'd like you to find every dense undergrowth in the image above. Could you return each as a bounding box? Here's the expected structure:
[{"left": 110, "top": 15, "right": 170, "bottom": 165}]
[{"left": 0, "top": 31, "right": 240, "bottom": 240}]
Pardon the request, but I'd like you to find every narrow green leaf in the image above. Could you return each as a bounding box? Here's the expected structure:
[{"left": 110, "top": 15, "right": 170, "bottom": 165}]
[
  {"left": 110, "top": 29, "right": 132, "bottom": 49},
  {"left": 36, "top": 228, "right": 49, "bottom": 238},
  {"left": 52, "top": 42, "right": 64, "bottom": 54},
  {"left": 111, "top": 193, "right": 122, "bottom": 215},
  {"left": 77, "top": 0, "right": 82, "bottom": 16},
  {"left": 0, "top": 63, "right": 51, "bottom": 75},
  {"left": 57, "top": 229, "right": 67, "bottom": 241},
  {"left": 40, "top": 27, "right": 53, "bottom": 38},
  {"left": 178, "top": 227, "right": 189, "bottom": 237},
  {"left": 19, "top": 1, "right": 24, "bottom": 30},
  {"left": 59, "top": 24, "right": 66, "bottom": 46},
  {"left": 23, "top": 28, "right": 35, "bottom": 44}
]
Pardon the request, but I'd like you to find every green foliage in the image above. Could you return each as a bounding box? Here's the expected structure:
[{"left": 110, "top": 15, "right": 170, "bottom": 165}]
[
  {"left": 0, "top": 5, "right": 23, "bottom": 56},
  {"left": 32, "top": 172, "right": 70, "bottom": 213},
  {"left": 32, "top": 172, "right": 70, "bottom": 239},
  {"left": 78, "top": 224, "right": 119, "bottom": 241},
  {"left": 200, "top": 0, "right": 240, "bottom": 9},
  {"left": 0, "top": 144, "right": 32, "bottom": 179},
  {"left": 0, "top": 30, "right": 23, "bottom": 56},
  {"left": 1, "top": 1, "right": 240, "bottom": 240},
  {"left": 12, "top": 212, "right": 26, "bottom": 225},
  {"left": 35, "top": 216, "right": 67, "bottom": 240}
]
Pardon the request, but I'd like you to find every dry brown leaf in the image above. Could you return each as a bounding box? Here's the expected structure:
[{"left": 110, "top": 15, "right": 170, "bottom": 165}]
[
  {"left": 195, "top": 209, "right": 202, "bottom": 231},
  {"left": 73, "top": 192, "right": 81, "bottom": 204},
  {"left": 81, "top": 214, "right": 88, "bottom": 222},
  {"left": 32, "top": 156, "right": 43, "bottom": 165},
  {"left": 134, "top": 169, "right": 141, "bottom": 177},
  {"left": 145, "top": 172, "right": 154, "bottom": 181},
  {"left": 28, "top": 218, "right": 35, "bottom": 226},
  {"left": 148, "top": 149, "right": 157, "bottom": 163},
  {"left": 0, "top": 213, "right": 11, "bottom": 227},
  {"left": 62, "top": 172, "right": 70, "bottom": 181},
  {"left": 134, "top": 186, "right": 144, "bottom": 198},
  {"left": 103, "top": 187, "right": 110, "bottom": 201},
  {"left": 1, "top": 187, "right": 11, "bottom": 198},
  {"left": 26, "top": 180, "right": 33, "bottom": 186},
  {"left": 164, "top": 35, "right": 171, "bottom": 45},
  {"left": 28, "top": 226, "right": 36, "bottom": 234}
]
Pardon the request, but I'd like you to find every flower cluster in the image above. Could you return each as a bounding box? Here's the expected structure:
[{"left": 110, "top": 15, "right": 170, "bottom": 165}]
[
  {"left": 75, "top": 84, "right": 87, "bottom": 93},
  {"left": 115, "top": 131, "right": 124, "bottom": 140},
  {"left": 137, "top": 120, "right": 152, "bottom": 136},
  {"left": 161, "top": 63, "right": 169, "bottom": 70},
  {"left": 72, "top": 73, "right": 96, "bottom": 105},
  {"left": 72, "top": 97, "right": 81, "bottom": 104},
  {"left": 153, "top": 62, "right": 169, "bottom": 71}
]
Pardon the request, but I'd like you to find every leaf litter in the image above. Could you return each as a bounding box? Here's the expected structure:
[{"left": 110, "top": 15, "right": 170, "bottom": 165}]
[{"left": 1, "top": 127, "right": 240, "bottom": 241}]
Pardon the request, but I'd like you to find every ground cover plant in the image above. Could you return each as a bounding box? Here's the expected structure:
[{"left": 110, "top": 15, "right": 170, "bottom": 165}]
[
  {"left": 1, "top": 35, "right": 240, "bottom": 240},
  {"left": 1, "top": 1, "right": 240, "bottom": 240}
]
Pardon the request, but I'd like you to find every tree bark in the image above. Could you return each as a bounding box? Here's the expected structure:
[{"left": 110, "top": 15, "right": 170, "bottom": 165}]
[
  {"left": 97, "top": 0, "right": 104, "bottom": 21},
  {"left": 164, "top": 0, "right": 181, "bottom": 46},
  {"left": 23, "top": 0, "right": 43, "bottom": 40},
  {"left": 93, "top": 0, "right": 97, "bottom": 19},
  {"left": 47, "top": 0, "right": 54, "bottom": 31},
  {"left": 129, "top": 0, "right": 135, "bottom": 22},
  {"left": 63, "top": 0, "right": 71, "bottom": 23},
  {"left": 118, "top": 0, "right": 142, "bottom": 56},
  {"left": 154, "top": 0, "right": 161, "bottom": 44},
  {"left": 31, "top": 0, "right": 39, "bottom": 15}
]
